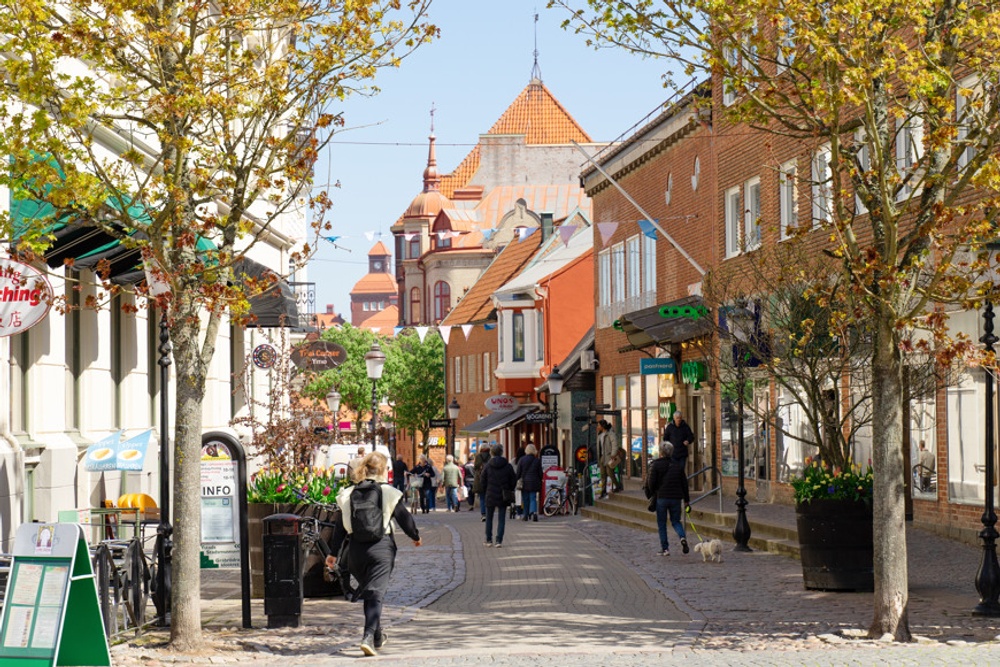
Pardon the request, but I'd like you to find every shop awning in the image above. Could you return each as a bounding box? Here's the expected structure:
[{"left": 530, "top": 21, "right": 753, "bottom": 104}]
[
  {"left": 615, "top": 296, "right": 713, "bottom": 352},
  {"left": 234, "top": 257, "right": 302, "bottom": 329},
  {"left": 459, "top": 405, "right": 537, "bottom": 435}
]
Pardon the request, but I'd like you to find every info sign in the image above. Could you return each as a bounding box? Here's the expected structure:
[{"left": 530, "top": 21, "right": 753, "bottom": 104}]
[
  {"left": 200, "top": 440, "right": 240, "bottom": 568},
  {"left": 0, "top": 258, "right": 54, "bottom": 338}
]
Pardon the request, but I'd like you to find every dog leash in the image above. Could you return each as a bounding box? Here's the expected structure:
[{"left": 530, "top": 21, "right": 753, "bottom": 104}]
[{"left": 684, "top": 505, "right": 704, "bottom": 542}]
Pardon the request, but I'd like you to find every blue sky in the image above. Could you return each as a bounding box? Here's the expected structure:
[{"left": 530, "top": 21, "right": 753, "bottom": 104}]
[{"left": 307, "top": 0, "right": 679, "bottom": 317}]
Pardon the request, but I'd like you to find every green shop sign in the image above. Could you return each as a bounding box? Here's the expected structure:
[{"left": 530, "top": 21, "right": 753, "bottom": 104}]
[{"left": 681, "top": 361, "right": 707, "bottom": 389}]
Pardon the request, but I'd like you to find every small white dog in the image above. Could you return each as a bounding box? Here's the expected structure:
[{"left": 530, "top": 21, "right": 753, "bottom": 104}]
[{"left": 693, "top": 539, "right": 724, "bottom": 563}]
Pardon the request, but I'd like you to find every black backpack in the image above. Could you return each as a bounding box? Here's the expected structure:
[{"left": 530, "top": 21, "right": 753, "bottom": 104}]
[{"left": 350, "top": 481, "right": 385, "bottom": 543}]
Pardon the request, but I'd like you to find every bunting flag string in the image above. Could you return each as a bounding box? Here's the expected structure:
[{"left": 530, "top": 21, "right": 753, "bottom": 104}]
[
  {"left": 415, "top": 326, "right": 429, "bottom": 342},
  {"left": 484, "top": 322, "right": 497, "bottom": 330},
  {"left": 439, "top": 325, "right": 452, "bottom": 345},
  {"left": 558, "top": 225, "right": 576, "bottom": 246},
  {"left": 364, "top": 231, "right": 375, "bottom": 241},
  {"left": 393, "top": 326, "right": 404, "bottom": 337},
  {"left": 461, "top": 324, "right": 474, "bottom": 340},
  {"left": 481, "top": 229, "right": 495, "bottom": 241},
  {"left": 638, "top": 219, "right": 659, "bottom": 240},
  {"left": 597, "top": 222, "right": 619, "bottom": 247}
]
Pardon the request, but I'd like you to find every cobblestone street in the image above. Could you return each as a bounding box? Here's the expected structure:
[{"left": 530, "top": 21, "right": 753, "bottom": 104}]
[{"left": 111, "top": 505, "right": 1000, "bottom": 666}]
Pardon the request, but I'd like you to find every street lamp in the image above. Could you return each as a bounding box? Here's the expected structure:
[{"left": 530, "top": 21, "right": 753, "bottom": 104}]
[
  {"left": 365, "top": 342, "right": 386, "bottom": 446},
  {"left": 143, "top": 260, "right": 172, "bottom": 626},
  {"left": 548, "top": 365, "right": 565, "bottom": 450},
  {"left": 448, "top": 397, "right": 461, "bottom": 459},
  {"left": 326, "top": 388, "right": 341, "bottom": 444},
  {"left": 975, "top": 241, "right": 1000, "bottom": 616},
  {"left": 729, "top": 303, "right": 755, "bottom": 553}
]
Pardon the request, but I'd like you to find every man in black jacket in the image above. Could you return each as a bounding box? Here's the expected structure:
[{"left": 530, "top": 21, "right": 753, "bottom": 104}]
[
  {"left": 645, "top": 442, "right": 690, "bottom": 557},
  {"left": 663, "top": 410, "right": 694, "bottom": 469}
]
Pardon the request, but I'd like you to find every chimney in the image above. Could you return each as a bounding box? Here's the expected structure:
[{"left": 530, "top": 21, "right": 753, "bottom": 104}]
[
  {"left": 540, "top": 212, "right": 553, "bottom": 244},
  {"left": 326, "top": 304, "right": 334, "bottom": 314}
]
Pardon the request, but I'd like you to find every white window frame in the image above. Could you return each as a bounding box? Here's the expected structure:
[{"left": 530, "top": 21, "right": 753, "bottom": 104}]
[
  {"left": 611, "top": 242, "right": 625, "bottom": 306},
  {"left": 777, "top": 15, "right": 795, "bottom": 73},
  {"left": 642, "top": 234, "right": 656, "bottom": 300},
  {"left": 895, "top": 111, "right": 924, "bottom": 201},
  {"left": 744, "top": 176, "right": 761, "bottom": 251},
  {"left": 626, "top": 235, "right": 641, "bottom": 305},
  {"left": 723, "top": 45, "right": 739, "bottom": 106},
  {"left": 482, "top": 353, "right": 491, "bottom": 392},
  {"left": 812, "top": 143, "right": 832, "bottom": 225},
  {"left": 779, "top": 160, "right": 798, "bottom": 240},
  {"left": 725, "top": 185, "right": 742, "bottom": 257},
  {"left": 535, "top": 310, "right": 544, "bottom": 362},
  {"left": 598, "top": 249, "right": 611, "bottom": 308},
  {"left": 854, "top": 129, "right": 869, "bottom": 215},
  {"left": 691, "top": 156, "right": 701, "bottom": 191},
  {"left": 454, "top": 356, "right": 462, "bottom": 394},
  {"left": 957, "top": 75, "right": 980, "bottom": 172}
]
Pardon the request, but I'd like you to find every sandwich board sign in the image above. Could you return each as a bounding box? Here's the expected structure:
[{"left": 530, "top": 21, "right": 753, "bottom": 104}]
[{"left": 0, "top": 522, "right": 110, "bottom": 666}]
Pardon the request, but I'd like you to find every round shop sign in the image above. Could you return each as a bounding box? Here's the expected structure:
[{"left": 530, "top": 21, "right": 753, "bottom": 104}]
[
  {"left": 0, "top": 258, "right": 54, "bottom": 338},
  {"left": 252, "top": 343, "right": 277, "bottom": 369},
  {"left": 484, "top": 394, "right": 519, "bottom": 413}
]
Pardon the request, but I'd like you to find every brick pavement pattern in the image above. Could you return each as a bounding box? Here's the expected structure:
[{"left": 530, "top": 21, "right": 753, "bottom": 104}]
[{"left": 110, "top": 504, "right": 1000, "bottom": 666}]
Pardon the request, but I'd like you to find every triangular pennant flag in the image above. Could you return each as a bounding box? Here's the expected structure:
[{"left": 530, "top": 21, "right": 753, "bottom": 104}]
[
  {"left": 404, "top": 232, "right": 417, "bottom": 241},
  {"left": 461, "top": 324, "right": 474, "bottom": 340},
  {"left": 393, "top": 326, "right": 404, "bottom": 337},
  {"left": 322, "top": 235, "right": 341, "bottom": 244},
  {"left": 436, "top": 231, "right": 445, "bottom": 240},
  {"left": 597, "top": 222, "right": 619, "bottom": 247},
  {"left": 558, "top": 225, "right": 575, "bottom": 246},
  {"left": 638, "top": 219, "right": 659, "bottom": 240},
  {"left": 364, "top": 231, "right": 375, "bottom": 241},
  {"left": 481, "top": 229, "right": 495, "bottom": 241},
  {"left": 415, "top": 326, "right": 429, "bottom": 342},
  {"left": 439, "top": 326, "right": 452, "bottom": 345},
  {"left": 484, "top": 322, "right": 497, "bottom": 331},
  {"left": 517, "top": 227, "right": 538, "bottom": 241}
]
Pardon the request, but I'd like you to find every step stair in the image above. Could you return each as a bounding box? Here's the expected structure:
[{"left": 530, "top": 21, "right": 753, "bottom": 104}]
[{"left": 581, "top": 489, "right": 801, "bottom": 559}]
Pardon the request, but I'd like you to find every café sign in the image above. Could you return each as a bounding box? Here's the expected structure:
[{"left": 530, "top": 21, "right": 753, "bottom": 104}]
[
  {"left": 484, "top": 395, "right": 519, "bottom": 413},
  {"left": 290, "top": 341, "right": 347, "bottom": 371},
  {"left": 0, "top": 258, "right": 54, "bottom": 338}
]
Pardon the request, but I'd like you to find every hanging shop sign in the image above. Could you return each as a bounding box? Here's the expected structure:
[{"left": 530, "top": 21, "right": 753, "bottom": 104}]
[
  {"left": 0, "top": 258, "right": 54, "bottom": 338},
  {"left": 484, "top": 395, "right": 519, "bottom": 412},
  {"left": 290, "top": 341, "right": 347, "bottom": 372},
  {"left": 640, "top": 358, "right": 677, "bottom": 375},
  {"left": 252, "top": 344, "right": 277, "bottom": 369}
]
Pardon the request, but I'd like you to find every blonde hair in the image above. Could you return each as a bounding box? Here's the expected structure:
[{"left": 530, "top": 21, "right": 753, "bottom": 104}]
[
  {"left": 525, "top": 444, "right": 537, "bottom": 456},
  {"left": 350, "top": 451, "right": 388, "bottom": 484}
]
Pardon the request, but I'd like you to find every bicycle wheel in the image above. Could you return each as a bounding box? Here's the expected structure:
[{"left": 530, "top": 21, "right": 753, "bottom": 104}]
[
  {"left": 542, "top": 491, "right": 561, "bottom": 517},
  {"left": 568, "top": 492, "right": 578, "bottom": 515}
]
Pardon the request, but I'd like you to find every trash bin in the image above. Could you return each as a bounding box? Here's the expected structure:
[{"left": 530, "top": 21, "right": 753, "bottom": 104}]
[{"left": 262, "top": 513, "right": 304, "bottom": 628}]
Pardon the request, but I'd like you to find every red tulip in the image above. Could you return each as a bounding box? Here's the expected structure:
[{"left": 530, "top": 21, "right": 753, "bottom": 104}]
[
  {"left": 276, "top": 484, "right": 286, "bottom": 493},
  {"left": 322, "top": 486, "right": 332, "bottom": 496}
]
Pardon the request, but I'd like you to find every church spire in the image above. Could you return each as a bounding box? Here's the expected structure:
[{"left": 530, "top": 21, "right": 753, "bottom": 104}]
[
  {"left": 422, "top": 103, "right": 441, "bottom": 192},
  {"left": 530, "top": 11, "right": 542, "bottom": 84}
]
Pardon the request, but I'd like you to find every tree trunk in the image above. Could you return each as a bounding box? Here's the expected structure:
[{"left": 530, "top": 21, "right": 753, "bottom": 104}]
[
  {"left": 168, "top": 317, "right": 207, "bottom": 650},
  {"left": 869, "top": 307, "right": 911, "bottom": 640}
]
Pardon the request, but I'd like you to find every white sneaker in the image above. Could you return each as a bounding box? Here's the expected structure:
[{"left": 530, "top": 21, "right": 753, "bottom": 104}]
[{"left": 661, "top": 550, "right": 670, "bottom": 557}]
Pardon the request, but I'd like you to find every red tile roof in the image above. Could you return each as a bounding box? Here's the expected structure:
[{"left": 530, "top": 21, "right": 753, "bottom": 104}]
[
  {"left": 359, "top": 305, "right": 400, "bottom": 335},
  {"left": 350, "top": 272, "right": 397, "bottom": 295},
  {"left": 441, "top": 234, "right": 543, "bottom": 326},
  {"left": 368, "top": 241, "right": 390, "bottom": 257}
]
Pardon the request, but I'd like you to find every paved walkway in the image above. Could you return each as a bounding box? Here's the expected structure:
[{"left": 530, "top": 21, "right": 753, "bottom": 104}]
[{"left": 110, "top": 502, "right": 1000, "bottom": 666}]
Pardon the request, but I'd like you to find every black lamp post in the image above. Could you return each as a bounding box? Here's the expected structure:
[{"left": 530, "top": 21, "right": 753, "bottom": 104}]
[
  {"left": 448, "top": 397, "right": 461, "bottom": 460},
  {"left": 326, "top": 388, "right": 341, "bottom": 444},
  {"left": 729, "top": 304, "right": 755, "bottom": 553},
  {"left": 975, "top": 241, "right": 1000, "bottom": 616},
  {"left": 548, "top": 365, "right": 565, "bottom": 449},
  {"left": 365, "top": 342, "right": 386, "bottom": 446},
  {"left": 155, "top": 315, "right": 173, "bottom": 625}
]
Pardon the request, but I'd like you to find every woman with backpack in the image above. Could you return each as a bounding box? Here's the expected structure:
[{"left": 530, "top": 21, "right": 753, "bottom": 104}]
[{"left": 327, "top": 452, "right": 421, "bottom": 657}]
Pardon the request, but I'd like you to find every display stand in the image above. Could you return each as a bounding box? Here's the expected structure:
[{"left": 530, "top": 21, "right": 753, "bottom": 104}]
[{"left": 0, "top": 523, "right": 110, "bottom": 666}]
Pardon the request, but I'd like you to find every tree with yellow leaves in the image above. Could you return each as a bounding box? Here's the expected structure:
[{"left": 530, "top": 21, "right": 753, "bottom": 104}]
[
  {"left": 0, "top": 0, "right": 436, "bottom": 649},
  {"left": 552, "top": 0, "right": 1000, "bottom": 640}
]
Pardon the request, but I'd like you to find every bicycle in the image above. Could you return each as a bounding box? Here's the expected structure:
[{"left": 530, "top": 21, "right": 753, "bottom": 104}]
[{"left": 542, "top": 474, "right": 579, "bottom": 517}]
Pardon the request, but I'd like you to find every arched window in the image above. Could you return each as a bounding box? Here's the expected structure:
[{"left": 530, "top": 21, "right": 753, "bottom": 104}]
[
  {"left": 409, "top": 287, "right": 421, "bottom": 325},
  {"left": 433, "top": 281, "right": 451, "bottom": 322}
]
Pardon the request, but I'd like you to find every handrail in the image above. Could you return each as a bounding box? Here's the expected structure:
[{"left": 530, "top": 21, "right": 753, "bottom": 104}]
[{"left": 687, "top": 465, "right": 723, "bottom": 513}]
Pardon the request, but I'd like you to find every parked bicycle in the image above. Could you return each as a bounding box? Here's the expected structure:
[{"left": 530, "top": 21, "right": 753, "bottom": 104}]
[{"left": 542, "top": 473, "right": 579, "bottom": 517}]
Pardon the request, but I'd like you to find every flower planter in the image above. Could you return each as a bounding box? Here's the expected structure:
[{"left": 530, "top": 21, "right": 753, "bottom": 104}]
[{"left": 795, "top": 498, "right": 874, "bottom": 592}]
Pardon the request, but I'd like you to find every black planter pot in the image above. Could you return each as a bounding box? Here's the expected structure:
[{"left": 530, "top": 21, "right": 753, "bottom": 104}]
[{"left": 796, "top": 498, "right": 874, "bottom": 592}]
